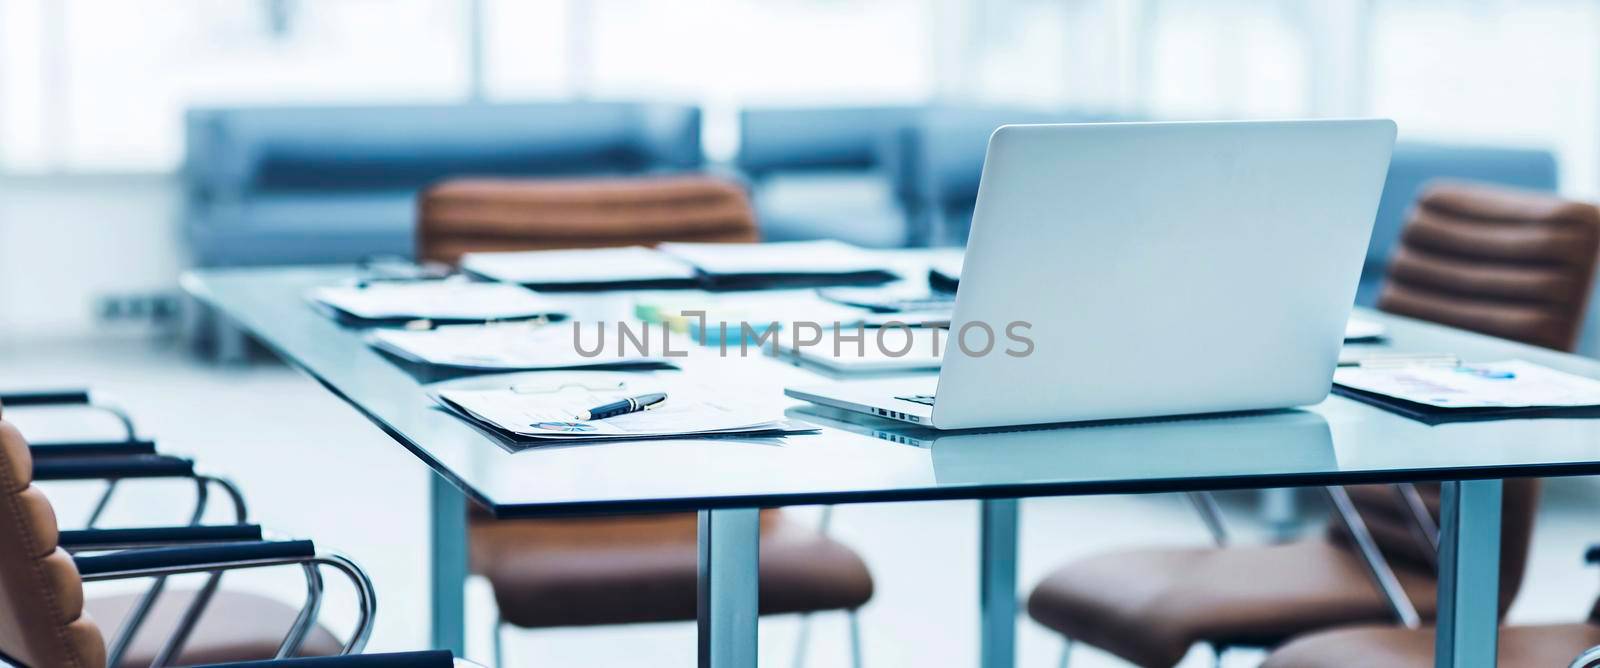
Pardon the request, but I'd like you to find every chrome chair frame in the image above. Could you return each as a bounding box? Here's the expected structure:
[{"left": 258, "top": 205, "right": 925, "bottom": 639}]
[
  {"left": 1571, "top": 644, "right": 1600, "bottom": 668},
  {"left": 86, "top": 402, "right": 138, "bottom": 443},
  {"left": 79, "top": 550, "right": 376, "bottom": 666},
  {"left": 1395, "top": 482, "right": 1441, "bottom": 566},
  {"left": 1322, "top": 486, "right": 1422, "bottom": 628},
  {"left": 46, "top": 466, "right": 249, "bottom": 528},
  {"left": 1185, "top": 492, "right": 1229, "bottom": 547},
  {"left": 56, "top": 469, "right": 252, "bottom": 667},
  {"left": 4, "top": 396, "right": 474, "bottom": 668},
  {"left": 8, "top": 389, "right": 251, "bottom": 528}
]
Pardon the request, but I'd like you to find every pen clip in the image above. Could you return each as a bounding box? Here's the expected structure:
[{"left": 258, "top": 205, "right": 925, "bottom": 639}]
[{"left": 488, "top": 314, "right": 551, "bottom": 329}]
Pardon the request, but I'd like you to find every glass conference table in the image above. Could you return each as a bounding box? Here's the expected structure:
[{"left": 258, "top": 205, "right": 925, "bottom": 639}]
[{"left": 185, "top": 262, "right": 1600, "bottom": 668}]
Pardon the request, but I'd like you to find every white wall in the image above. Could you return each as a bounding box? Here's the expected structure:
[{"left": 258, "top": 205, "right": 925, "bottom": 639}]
[{"left": 0, "top": 174, "right": 182, "bottom": 343}]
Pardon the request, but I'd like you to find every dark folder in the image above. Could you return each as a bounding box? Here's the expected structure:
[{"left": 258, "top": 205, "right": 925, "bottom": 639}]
[{"left": 1332, "top": 385, "right": 1600, "bottom": 425}]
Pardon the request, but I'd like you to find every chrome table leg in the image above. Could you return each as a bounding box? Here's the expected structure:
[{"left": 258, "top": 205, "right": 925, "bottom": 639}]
[
  {"left": 1435, "top": 479, "right": 1503, "bottom": 668},
  {"left": 981, "top": 499, "right": 1020, "bottom": 668},
  {"left": 699, "top": 507, "right": 761, "bottom": 668},
  {"left": 430, "top": 472, "right": 469, "bottom": 655}
]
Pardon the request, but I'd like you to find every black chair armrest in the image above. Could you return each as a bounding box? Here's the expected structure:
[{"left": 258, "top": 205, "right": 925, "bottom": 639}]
[
  {"left": 0, "top": 389, "right": 91, "bottom": 407},
  {"left": 74, "top": 540, "right": 314, "bottom": 578},
  {"left": 35, "top": 456, "right": 249, "bottom": 527},
  {"left": 195, "top": 651, "right": 465, "bottom": 668},
  {"left": 30, "top": 439, "right": 159, "bottom": 458},
  {"left": 32, "top": 454, "right": 194, "bottom": 481},
  {"left": 1, "top": 389, "right": 139, "bottom": 441},
  {"left": 1585, "top": 544, "right": 1600, "bottom": 565},
  {"left": 59, "top": 525, "right": 263, "bottom": 550}
]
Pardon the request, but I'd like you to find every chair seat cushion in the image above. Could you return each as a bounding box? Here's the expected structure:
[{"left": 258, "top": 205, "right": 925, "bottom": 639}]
[
  {"left": 1263, "top": 622, "right": 1600, "bottom": 667},
  {"left": 87, "top": 588, "right": 341, "bottom": 667},
  {"left": 1026, "top": 539, "right": 1437, "bottom": 668},
  {"left": 470, "top": 511, "right": 873, "bottom": 628}
]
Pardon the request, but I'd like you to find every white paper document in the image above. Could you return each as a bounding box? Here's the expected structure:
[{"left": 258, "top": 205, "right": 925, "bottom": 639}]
[
  {"left": 657, "top": 240, "right": 893, "bottom": 276},
  {"left": 1344, "top": 318, "right": 1387, "bottom": 341},
  {"left": 309, "top": 280, "right": 555, "bottom": 321},
  {"left": 433, "top": 376, "right": 789, "bottom": 441},
  {"left": 370, "top": 324, "right": 674, "bottom": 371},
  {"left": 460, "top": 246, "right": 697, "bottom": 286},
  {"left": 1333, "top": 359, "right": 1600, "bottom": 409}
]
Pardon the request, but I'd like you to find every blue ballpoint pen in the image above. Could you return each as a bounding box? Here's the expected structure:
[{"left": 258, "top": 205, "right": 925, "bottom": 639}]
[{"left": 575, "top": 392, "right": 669, "bottom": 420}]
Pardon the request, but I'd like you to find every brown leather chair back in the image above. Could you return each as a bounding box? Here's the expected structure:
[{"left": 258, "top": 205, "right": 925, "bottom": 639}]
[
  {"left": 416, "top": 175, "right": 761, "bottom": 265},
  {"left": 0, "top": 404, "right": 107, "bottom": 667},
  {"left": 1377, "top": 181, "right": 1600, "bottom": 351},
  {"left": 1335, "top": 181, "right": 1600, "bottom": 616}
]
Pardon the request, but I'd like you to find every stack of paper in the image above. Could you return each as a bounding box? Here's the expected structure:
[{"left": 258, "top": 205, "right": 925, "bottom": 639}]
[
  {"left": 431, "top": 375, "right": 796, "bottom": 443},
  {"left": 461, "top": 241, "right": 898, "bottom": 291},
  {"left": 309, "top": 280, "right": 557, "bottom": 323},
  {"left": 658, "top": 240, "right": 898, "bottom": 288},
  {"left": 369, "top": 324, "right": 676, "bottom": 371},
  {"left": 460, "top": 246, "right": 699, "bottom": 290}
]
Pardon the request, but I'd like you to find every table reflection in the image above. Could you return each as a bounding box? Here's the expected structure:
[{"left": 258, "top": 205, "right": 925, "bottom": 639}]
[{"left": 790, "top": 405, "right": 1336, "bottom": 485}]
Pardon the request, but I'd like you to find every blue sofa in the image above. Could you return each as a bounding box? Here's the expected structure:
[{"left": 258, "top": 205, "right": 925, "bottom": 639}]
[
  {"left": 880, "top": 107, "right": 1126, "bottom": 246},
  {"left": 884, "top": 113, "right": 1561, "bottom": 302},
  {"left": 735, "top": 106, "right": 922, "bottom": 247},
  {"left": 183, "top": 102, "right": 703, "bottom": 267},
  {"left": 737, "top": 106, "right": 922, "bottom": 177}
]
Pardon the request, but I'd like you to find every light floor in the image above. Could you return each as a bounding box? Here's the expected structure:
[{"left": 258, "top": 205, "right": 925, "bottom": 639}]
[{"left": 4, "top": 335, "right": 1599, "bottom": 668}]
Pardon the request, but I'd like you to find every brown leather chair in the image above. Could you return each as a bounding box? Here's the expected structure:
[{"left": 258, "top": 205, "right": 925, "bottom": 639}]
[
  {"left": 1256, "top": 184, "right": 1600, "bottom": 668},
  {"left": 0, "top": 403, "right": 484, "bottom": 668},
  {"left": 1377, "top": 181, "right": 1600, "bottom": 351},
  {"left": 1026, "top": 182, "right": 1600, "bottom": 668},
  {"left": 417, "top": 175, "right": 760, "bottom": 265},
  {"left": 414, "top": 175, "right": 874, "bottom": 664}
]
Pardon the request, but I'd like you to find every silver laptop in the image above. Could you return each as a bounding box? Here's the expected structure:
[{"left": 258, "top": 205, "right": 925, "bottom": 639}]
[{"left": 786, "top": 119, "right": 1396, "bottom": 430}]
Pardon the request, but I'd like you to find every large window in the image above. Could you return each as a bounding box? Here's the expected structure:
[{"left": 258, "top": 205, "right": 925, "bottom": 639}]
[
  {"left": 2, "top": 0, "right": 1598, "bottom": 196},
  {"left": 1369, "top": 1, "right": 1600, "bottom": 194},
  {"left": 0, "top": 0, "right": 471, "bottom": 171}
]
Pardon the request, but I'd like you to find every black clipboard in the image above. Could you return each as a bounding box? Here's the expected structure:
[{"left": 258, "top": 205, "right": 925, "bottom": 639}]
[{"left": 1331, "top": 385, "right": 1600, "bottom": 425}]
